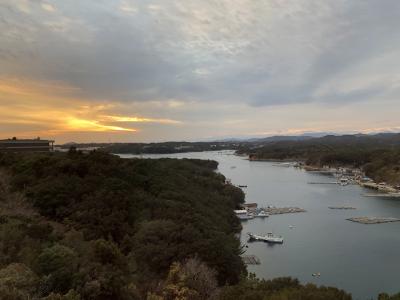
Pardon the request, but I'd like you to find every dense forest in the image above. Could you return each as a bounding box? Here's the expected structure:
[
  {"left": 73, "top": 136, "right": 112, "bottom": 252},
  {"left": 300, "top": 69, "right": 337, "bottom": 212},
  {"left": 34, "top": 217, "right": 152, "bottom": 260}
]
[
  {"left": 239, "top": 134, "right": 400, "bottom": 185},
  {"left": 59, "top": 142, "right": 242, "bottom": 154},
  {"left": 59, "top": 136, "right": 322, "bottom": 154},
  {"left": 0, "top": 150, "right": 397, "bottom": 299}
]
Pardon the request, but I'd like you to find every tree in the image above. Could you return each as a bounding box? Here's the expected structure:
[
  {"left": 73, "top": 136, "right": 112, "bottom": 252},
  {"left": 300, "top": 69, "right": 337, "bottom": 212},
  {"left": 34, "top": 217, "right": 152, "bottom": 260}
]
[
  {"left": 37, "top": 245, "right": 78, "bottom": 295},
  {"left": 41, "top": 289, "right": 81, "bottom": 300},
  {"left": 149, "top": 258, "right": 219, "bottom": 300},
  {"left": 379, "top": 293, "right": 400, "bottom": 300},
  {"left": 219, "top": 276, "right": 351, "bottom": 300},
  {"left": 0, "top": 263, "right": 39, "bottom": 298}
]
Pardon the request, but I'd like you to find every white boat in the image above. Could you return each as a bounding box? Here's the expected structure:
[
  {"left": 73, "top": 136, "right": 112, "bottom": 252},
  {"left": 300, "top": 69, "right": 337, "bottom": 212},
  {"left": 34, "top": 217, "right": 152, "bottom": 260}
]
[
  {"left": 234, "top": 210, "right": 254, "bottom": 220},
  {"left": 248, "top": 232, "right": 284, "bottom": 243},
  {"left": 254, "top": 211, "right": 269, "bottom": 218},
  {"left": 238, "top": 214, "right": 254, "bottom": 220}
]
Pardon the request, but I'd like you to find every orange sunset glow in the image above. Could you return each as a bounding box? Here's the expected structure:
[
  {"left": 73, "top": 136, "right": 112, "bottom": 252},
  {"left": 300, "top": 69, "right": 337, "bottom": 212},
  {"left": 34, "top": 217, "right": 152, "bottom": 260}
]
[{"left": 1, "top": 0, "right": 400, "bottom": 143}]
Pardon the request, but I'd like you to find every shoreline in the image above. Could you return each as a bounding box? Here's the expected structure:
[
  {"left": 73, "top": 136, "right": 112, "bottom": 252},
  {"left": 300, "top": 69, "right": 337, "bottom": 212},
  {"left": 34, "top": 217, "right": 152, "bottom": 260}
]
[
  {"left": 247, "top": 157, "right": 304, "bottom": 162},
  {"left": 247, "top": 154, "right": 400, "bottom": 196}
]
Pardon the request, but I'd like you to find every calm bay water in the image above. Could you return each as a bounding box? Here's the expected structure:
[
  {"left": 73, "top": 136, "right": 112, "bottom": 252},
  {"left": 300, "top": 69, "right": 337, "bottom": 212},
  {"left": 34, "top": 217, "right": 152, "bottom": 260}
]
[{"left": 119, "top": 151, "right": 400, "bottom": 300}]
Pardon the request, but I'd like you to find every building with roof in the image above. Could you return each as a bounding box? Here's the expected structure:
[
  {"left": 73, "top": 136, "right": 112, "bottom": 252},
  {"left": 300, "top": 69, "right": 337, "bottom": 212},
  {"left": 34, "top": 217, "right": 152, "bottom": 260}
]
[{"left": 0, "top": 137, "right": 55, "bottom": 152}]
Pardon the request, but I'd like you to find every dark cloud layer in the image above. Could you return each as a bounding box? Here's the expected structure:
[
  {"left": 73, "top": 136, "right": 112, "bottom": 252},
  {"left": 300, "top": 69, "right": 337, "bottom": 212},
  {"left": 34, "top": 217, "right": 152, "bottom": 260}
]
[{"left": 1, "top": 0, "right": 400, "bottom": 106}]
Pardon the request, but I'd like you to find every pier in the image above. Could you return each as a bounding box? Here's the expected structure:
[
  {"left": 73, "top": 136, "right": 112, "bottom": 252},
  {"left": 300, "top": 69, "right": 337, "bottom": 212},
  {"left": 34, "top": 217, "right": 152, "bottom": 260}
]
[
  {"left": 308, "top": 182, "right": 338, "bottom": 185},
  {"left": 363, "top": 193, "right": 400, "bottom": 198},
  {"left": 306, "top": 170, "right": 336, "bottom": 174},
  {"left": 242, "top": 255, "right": 261, "bottom": 265},
  {"left": 360, "top": 182, "right": 398, "bottom": 193}
]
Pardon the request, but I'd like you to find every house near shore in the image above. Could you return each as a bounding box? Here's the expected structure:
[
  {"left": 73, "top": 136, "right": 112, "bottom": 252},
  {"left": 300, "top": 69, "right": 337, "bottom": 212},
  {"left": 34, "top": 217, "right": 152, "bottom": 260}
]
[
  {"left": 0, "top": 137, "right": 55, "bottom": 152},
  {"left": 242, "top": 203, "right": 258, "bottom": 211}
]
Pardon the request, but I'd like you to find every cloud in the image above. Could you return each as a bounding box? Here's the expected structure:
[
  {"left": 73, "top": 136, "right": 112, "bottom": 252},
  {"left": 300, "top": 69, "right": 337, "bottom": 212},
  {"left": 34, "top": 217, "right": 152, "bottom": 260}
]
[
  {"left": 1, "top": 0, "right": 400, "bottom": 107},
  {"left": 41, "top": 3, "right": 56, "bottom": 12},
  {"left": 104, "top": 115, "right": 182, "bottom": 125},
  {"left": 65, "top": 117, "right": 136, "bottom": 132},
  {"left": 0, "top": 77, "right": 185, "bottom": 140},
  {"left": 119, "top": 1, "right": 138, "bottom": 14},
  {"left": 1, "top": 0, "right": 400, "bottom": 141}
]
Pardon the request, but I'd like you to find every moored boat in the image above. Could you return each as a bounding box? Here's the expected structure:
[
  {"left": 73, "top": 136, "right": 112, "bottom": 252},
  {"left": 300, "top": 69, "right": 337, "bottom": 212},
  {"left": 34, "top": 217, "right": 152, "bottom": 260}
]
[
  {"left": 254, "top": 210, "right": 269, "bottom": 218},
  {"left": 234, "top": 210, "right": 254, "bottom": 220}
]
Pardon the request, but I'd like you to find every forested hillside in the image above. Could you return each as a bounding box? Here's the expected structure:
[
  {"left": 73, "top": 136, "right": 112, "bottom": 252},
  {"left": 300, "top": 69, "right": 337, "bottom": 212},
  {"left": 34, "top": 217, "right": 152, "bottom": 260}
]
[
  {"left": 240, "top": 134, "right": 400, "bottom": 185},
  {"left": 84, "top": 142, "right": 239, "bottom": 154},
  {"left": 0, "top": 150, "right": 245, "bottom": 299},
  {"left": 0, "top": 150, "right": 394, "bottom": 299}
]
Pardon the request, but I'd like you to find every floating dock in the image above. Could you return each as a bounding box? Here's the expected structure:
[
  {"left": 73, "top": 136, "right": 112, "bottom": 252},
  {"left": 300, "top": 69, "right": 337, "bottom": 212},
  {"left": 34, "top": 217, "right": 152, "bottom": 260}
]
[
  {"left": 306, "top": 170, "right": 335, "bottom": 174},
  {"left": 329, "top": 206, "right": 356, "bottom": 210},
  {"left": 248, "top": 232, "right": 284, "bottom": 243},
  {"left": 263, "top": 207, "right": 306, "bottom": 215},
  {"left": 360, "top": 182, "right": 398, "bottom": 193},
  {"left": 242, "top": 255, "right": 261, "bottom": 265},
  {"left": 347, "top": 217, "right": 400, "bottom": 224}
]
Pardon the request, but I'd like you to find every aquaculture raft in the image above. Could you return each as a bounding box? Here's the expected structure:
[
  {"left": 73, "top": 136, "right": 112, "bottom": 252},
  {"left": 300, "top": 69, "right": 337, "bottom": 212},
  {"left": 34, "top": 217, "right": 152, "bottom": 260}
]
[
  {"left": 347, "top": 217, "right": 400, "bottom": 224},
  {"left": 329, "top": 206, "right": 356, "bottom": 210},
  {"left": 263, "top": 207, "right": 306, "bottom": 215}
]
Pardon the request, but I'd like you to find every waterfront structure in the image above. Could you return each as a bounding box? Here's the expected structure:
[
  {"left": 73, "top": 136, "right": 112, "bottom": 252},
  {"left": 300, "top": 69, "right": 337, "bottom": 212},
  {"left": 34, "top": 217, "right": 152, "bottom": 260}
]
[
  {"left": 248, "top": 232, "right": 284, "bottom": 243},
  {"left": 242, "top": 202, "right": 258, "bottom": 210},
  {"left": 0, "top": 137, "right": 55, "bottom": 152}
]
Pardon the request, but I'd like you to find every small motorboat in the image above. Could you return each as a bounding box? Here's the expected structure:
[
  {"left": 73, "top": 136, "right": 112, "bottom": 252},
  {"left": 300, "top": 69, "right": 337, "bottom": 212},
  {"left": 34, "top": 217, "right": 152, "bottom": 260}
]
[{"left": 254, "top": 211, "right": 269, "bottom": 218}]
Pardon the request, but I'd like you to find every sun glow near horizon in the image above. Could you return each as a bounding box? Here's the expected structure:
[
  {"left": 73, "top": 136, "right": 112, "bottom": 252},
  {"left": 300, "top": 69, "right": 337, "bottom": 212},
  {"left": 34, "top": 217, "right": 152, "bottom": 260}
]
[
  {"left": 65, "top": 118, "right": 137, "bottom": 133},
  {"left": 0, "top": 77, "right": 186, "bottom": 141},
  {"left": 2, "top": 1, "right": 400, "bottom": 143}
]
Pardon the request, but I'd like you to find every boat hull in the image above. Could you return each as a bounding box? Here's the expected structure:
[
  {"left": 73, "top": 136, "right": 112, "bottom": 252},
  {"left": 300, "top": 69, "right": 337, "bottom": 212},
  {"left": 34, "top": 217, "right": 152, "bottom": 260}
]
[{"left": 248, "top": 233, "right": 283, "bottom": 244}]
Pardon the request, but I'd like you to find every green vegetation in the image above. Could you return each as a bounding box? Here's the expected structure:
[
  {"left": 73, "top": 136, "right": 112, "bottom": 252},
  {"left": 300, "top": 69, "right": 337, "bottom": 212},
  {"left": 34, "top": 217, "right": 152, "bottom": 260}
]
[
  {"left": 0, "top": 150, "right": 394, "bottom": 299},
  {"left": 104, "top": 142, "right": 239, "bottom": 154},
  {"left": 60, "top": 141, "right": 242, "bottom": 154},
  {"left": 240, "top": 134, "right": 400, "bottom": 185},
  {"left": 0, "top": 150, "right": 244, "bottom": 298},
  {"left": 378, "top": 293, "right": 400, "bottom": 300},
  {"left": 220, "top": 275, "right": 351, "bottom": 300}
]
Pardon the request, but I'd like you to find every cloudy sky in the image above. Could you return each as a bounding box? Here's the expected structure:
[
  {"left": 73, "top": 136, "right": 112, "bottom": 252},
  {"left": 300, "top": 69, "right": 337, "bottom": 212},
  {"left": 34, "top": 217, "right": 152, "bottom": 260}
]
[{"left": 1, "top": 0, "right": 400, "bottom": 143}]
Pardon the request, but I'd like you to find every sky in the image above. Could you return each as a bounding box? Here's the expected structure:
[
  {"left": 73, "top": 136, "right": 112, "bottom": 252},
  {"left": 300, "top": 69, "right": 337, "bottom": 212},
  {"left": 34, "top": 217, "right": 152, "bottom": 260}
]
[{"left": 1, "top": 0, "right": 400, "bottom": 143}]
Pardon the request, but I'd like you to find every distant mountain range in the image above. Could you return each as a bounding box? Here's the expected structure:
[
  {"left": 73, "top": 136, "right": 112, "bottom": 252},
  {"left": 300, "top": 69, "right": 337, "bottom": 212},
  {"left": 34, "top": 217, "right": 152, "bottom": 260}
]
[
  {"left": 245, "top": 135, "right": 315, "bottom": 143},
  {"left": 215, "top": 132, "right": 400, "bottom": 144},
  {"left": 59, "top": 132, "right": 400, "bottom": 154}
]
